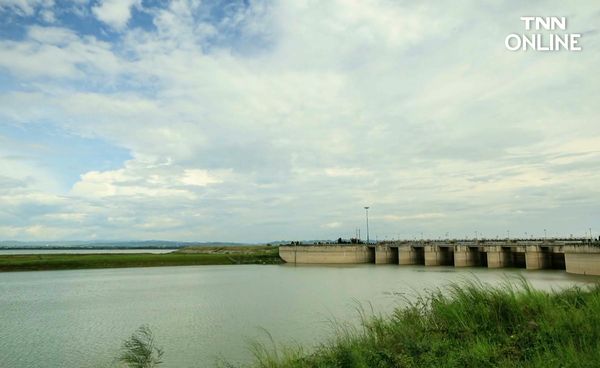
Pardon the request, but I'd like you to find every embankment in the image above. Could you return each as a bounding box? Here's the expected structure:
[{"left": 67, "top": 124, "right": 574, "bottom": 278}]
[{"left": 0, "top": 246, "right": 281, "bottom": 272}]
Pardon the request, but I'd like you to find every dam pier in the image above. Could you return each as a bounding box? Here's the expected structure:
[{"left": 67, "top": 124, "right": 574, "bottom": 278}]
[{"left": 279, "top": 239, "right": 600, "bottom": 276}]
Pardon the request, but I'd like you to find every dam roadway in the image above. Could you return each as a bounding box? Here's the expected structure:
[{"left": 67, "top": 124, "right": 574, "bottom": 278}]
[{"left": 279, "top": 239, "right": 600, "bottom": 276}]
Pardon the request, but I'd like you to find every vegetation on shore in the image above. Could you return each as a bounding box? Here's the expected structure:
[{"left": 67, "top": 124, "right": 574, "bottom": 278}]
[
  {"left": 117, "top": 279, "right": 600, "bottom": 368},
  {"left": 0, "top": 246, "right": 281, "bottom": 272},
  {"left": 245, "top": 279, "right": 600, "bottom": 368}
]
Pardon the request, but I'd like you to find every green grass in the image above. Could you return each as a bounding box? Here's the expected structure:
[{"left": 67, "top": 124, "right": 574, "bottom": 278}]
[
  {"left": 242, "top": 279, "right": 600, "bottom": 368},
  {"left": 0, "top": 246, "right": 282, "bottom": 272}
]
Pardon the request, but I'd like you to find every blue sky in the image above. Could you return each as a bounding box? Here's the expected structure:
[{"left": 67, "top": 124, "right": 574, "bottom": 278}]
[
  {"left": 0, "top": 0, "right": 599, "bottom": 241},
  {"left": 0, "top": 123, "right": 129, "bottom": 190}
]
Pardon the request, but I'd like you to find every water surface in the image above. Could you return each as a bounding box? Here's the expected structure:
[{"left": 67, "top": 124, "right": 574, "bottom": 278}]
[{"left": 0, "top": 264, "right": 597, "bottom": 367}]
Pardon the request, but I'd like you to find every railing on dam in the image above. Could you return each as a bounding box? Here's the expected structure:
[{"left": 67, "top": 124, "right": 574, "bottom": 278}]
[{"left": 278, "top": 240, "right": 600, "bottom": 276}]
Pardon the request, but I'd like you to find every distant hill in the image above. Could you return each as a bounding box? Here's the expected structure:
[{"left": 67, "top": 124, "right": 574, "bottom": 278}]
[
  {"left": 0, "top": 240, "right": 252, "bottom": 249},
  {"left": 0, "top": 239, "right": 336, "bottom": 249}
]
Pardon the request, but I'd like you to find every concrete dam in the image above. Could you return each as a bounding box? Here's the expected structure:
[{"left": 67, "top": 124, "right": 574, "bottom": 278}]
[{"left": 279, "top": 240, "right": 600, "bottom": 276}]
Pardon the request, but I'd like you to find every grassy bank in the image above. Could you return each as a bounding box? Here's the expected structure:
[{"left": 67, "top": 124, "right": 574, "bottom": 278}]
[
  {"left": 245, "top": 280, "right": 600, "bottom": 368},
  {"left": 0, "top": 246, "right": 281, "bottom": 272}
]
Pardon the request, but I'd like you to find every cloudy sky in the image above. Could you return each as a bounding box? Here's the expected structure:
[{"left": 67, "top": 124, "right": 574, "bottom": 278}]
[{"left": 0, "top": 0, "right": 599, "bottom": 242}]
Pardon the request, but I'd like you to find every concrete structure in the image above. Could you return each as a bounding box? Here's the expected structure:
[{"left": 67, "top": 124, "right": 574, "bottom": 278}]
[
  {"left": 398, "top": 245, "right": 424, "bottom": 265},
  {"left": 424, "top": 244, "right": 454, "bottom": 266},
  {"left": 454, "top": 245, "right": 486, "bottom": 267},
  {"left": 279, "top": 239, "right": 600, "bottom": 276},
  {"left": 278, "top": 245, "right": 373, "bottom": 264},
  {"left": 486, "top": 245, "right": 514, "bottom": 268},
  {"left": 524, "top": 245, "right": 551, "bottom": 270},
  {"left": 564, "top": 245, "right": 600, "bottom": 276},
  {"left": 374, "top": 244, "right": 398, "bottom": 264}
]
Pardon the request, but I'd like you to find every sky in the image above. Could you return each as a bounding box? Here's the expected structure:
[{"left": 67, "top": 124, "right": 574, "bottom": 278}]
[{"left": 0, "top": 0, "right": 599, "bottom": 242}]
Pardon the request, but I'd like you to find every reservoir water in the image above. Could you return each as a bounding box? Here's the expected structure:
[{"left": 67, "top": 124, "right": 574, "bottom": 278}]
[{"left": 0, "top": 264, "right": 598, "bottom": 368}]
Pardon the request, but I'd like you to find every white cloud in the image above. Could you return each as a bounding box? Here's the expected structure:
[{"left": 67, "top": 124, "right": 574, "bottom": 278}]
[
  {"left": 0, "top": 0, "right": 53, "bottom": 16},
  {"left": 92, "top": 0, "right": 140, "bottom": 30},
  {"left": 0, "top": 27, "right": 121, "bottom": 79},
  {"left": 382, "top": 213, "right": 446, "bottom": 222},
  {"left": 180, "top": 169, "right": 226, "bottom": 186},
  {"left": 42, "top": 212, "right": 87, "bottom": 222},
  {"left": 40, "top": 8, "right": 54, "bottom": 22},
  {"left": 72, "top": 163, "right": 197, "bottom": 199},
  {"left": 28, "top": 25, "right": 78, "bottom": 44},
  {"left": 322, "top": 221, "right": 342, "bottom": 229},
  {"left": 324, "top": 167, "right": 368, "bottom": 178},
  {"left": 1, "top": 1, "right": 600, "bottom": 241}
]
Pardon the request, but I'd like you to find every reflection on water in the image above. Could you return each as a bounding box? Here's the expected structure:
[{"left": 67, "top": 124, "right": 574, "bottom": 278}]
[{"left": 0, "top": 264, "right": 597, "bottom": 368}]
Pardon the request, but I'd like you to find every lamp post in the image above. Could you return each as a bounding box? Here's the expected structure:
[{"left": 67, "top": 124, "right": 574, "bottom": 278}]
[{"left": 364, "top": 206, "right": 370, "bottom": 245}]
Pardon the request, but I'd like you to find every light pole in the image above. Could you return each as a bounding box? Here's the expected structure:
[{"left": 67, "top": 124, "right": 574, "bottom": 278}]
[
  {"left": 364, "top": 206, "right": 370, "bottom": 245},
  {"left": 544, "top": 229, "right": 547, "bottom": 241}
]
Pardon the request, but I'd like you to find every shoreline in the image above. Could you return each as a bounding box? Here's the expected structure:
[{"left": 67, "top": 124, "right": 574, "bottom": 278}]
[
  {"left": 0, "top": 246, "right": 282, "bottom": 272},
  {"left": 241, "top": 280, "right": 600, "bottom": 368}
]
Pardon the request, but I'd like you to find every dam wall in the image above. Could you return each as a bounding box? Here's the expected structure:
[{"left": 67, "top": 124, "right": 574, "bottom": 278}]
[
  {"left": 279, "top": 240, "right": 600, "bottom": 276},
  {"left": 375, "top": 245, "right": 398, "bottom": 264},
  {"left": 279, "top": 245, "right": 372, "bottom": 264},
  {"left": 424, "top": 244, "right": 454, "bottom": 266},
  {"left": 398, "top": 245, "right": 424, "bottom": 265},
  {"left": 564, "top": 245, "right": 600, "bottom": 276}
]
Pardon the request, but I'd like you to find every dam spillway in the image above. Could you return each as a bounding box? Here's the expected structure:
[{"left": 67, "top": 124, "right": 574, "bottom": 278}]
[{"left": 279, "top": 240, "right": 600, "bottom": 276}]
